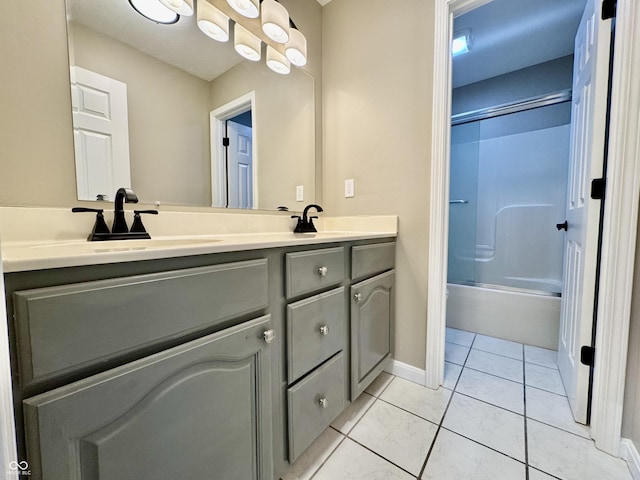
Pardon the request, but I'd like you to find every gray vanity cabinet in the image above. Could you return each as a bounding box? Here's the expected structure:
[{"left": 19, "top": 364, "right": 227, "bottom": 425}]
[
  {"left": 350, "top": 243, "right": 395, "bottom": 400},
  {"left": 23, "top": 315, "right": 274, "bottom": 480}
]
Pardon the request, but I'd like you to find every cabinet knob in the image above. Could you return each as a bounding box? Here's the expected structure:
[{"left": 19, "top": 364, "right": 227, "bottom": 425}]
[
  {"left": 318, "top": 397, "right": 328, "bottom": 408},
  {"left": 318, "top": 266, "right": 328, "bottom": 276},
  {"left": 354, "top": 292, "right": 363, "bottom": 302},
  {"left": 262, "top": 329, "right": 276, "bottom": 344},
  {"left": 319, "top": 325, "right": 330, "bottom": 336}
]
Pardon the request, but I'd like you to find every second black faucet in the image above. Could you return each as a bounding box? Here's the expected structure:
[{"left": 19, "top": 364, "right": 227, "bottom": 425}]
[{"left": 292, "top": 204, "right": 323, "bottom": 233}]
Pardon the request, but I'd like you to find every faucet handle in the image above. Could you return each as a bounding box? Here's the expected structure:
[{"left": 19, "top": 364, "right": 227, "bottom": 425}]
[
  {"left": 72, "top": 207, "right": 110, "bottom": 239},
  {"left": 130, "top": 210, "right": 158, "bottom": 234}
]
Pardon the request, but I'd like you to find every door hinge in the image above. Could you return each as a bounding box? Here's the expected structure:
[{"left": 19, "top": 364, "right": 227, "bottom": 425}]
[
  {"left": 602, "top": 0, "right": 616, "bottom": 20},
  {"left": 591, "top": 178, "right": 606, "bottom": 200},
  {"left": 581, "top": 346, "right": 596, "bottom": 367},
  {"left": 222, "top": 137, "right": 230, "bottom": 147}
]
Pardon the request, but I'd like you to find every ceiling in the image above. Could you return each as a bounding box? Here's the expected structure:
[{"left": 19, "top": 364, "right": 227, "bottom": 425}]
[{"left": 453, "top": 0, "right": 587, "bottom": 88}]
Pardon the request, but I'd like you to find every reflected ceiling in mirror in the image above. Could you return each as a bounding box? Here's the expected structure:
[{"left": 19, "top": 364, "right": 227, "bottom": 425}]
[{"left": 66, "top": 0, "right": 315, "bottom": 211}]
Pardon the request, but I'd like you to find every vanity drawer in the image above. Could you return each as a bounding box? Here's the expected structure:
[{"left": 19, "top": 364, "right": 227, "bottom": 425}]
[
  {"left": 287, "top": 352, "right": 345, "bottom": 462},
  {"left": 13, "top": 259, "right": 268, "bottom": 387},
  {"left": 287, "top": 287, "right": 345, "bottom": 383},
  {"left": 285, "top": 247, "right": 345, "bottom": 298},
  {"left": 351, "top": 242, "right": 396, "bottom": 281}
]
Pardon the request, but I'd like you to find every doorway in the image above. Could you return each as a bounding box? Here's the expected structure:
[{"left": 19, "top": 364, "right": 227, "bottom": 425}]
[{"left": 426, "top": 0, "right": 640, "bottom": 456}]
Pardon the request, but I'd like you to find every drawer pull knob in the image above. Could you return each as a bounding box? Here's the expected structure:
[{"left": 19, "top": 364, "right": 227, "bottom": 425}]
[
  {"left": 319, "top": 325, "right": 330, "bottom": 336},
  {"left": 318, "top": 266, "right": 328, "bottom": 276},
  {"left": 354, "top": 292, "right": 363, "bottom": 301},
  {"left": 262, "top": 329, "right": 276, "bottom": 344},
  {"left": 319, "top": 397, "right": 328, "bottom": 408}
]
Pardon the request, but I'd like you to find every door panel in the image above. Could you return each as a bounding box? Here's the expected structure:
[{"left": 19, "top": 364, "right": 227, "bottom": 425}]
[
  {"left": 227, "top": 120, "right": 253, "bottom": 209},
  {"left": 558, "top": 0, "right": 611, "bottom": 424}
]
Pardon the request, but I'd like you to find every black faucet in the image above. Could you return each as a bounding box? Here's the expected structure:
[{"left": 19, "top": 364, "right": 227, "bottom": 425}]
[
  {"left": 112, "top": 188, "right": 139, "bottom": 234},
  {"left": 292, "top": 204, "right": 323, "bottom": 233}
]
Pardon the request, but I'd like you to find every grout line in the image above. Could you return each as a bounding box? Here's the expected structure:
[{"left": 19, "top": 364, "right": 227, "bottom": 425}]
[
  {"left": 528, "top": 466, "right": 563, "bottom": 480},
  {"left": 344, "top": 435, "right": 419, "bottom": 478},
  {"left": 439, "top": 426, "right": 527, "bottom": 466},
  {"left": 526, "top": 383, "right": 569, "bottom": 399},
  {"left": 452, "top": 390, "right": 525, "bottom": 417},
  {"left": 471, "top": 345, "right": 524, "bottom": 362},
  {"left": 463, "top": 364, "right": 523, "bottom": 385},
  {"left": 523, "top": 343, "right": 530, "bottom": 480},
  {"left": 526, "top": 417, "right": 593, "bottom": 441},
  {"left": 417, "top": 333, "right": 477, "bottom": 478},
  {"left": 307, "top": 430, "right": 347, "bottom": 480}
]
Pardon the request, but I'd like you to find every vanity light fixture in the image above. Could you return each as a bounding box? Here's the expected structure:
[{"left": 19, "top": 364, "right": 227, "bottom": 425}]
[
  {"left": 261, "top": 0, "right": 289, "bottom": 43},
  {"left": 266, "top": 45, "right": 290, "bottom": 74},
  {"left": 452, "top": 29, "right": 472, "bottom": 57},
  {"left": 129, "top": 0, "right": 179, "bottom": 24},
  {"left": 226, "top": 0, "right": 260, "bottom": 19},
  {"left": 285, "top": 27, "right": 307, "bottom": 67},
  {"left": 197, "top": 1, "right": 230, "bottom": 42},
  {"left": 159, "top": 0, "right": 194, "bottom": 16},
  {"left": 234, "top": 23, "right": 261, "bottom": 61}
]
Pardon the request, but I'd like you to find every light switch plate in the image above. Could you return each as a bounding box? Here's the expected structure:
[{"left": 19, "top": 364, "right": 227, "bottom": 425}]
[
  {"left": 296, "top": 185, "right": 304, "bottom": 202},
  {"left": 345, "top": 179, "right": 355, "bottom": 198}
]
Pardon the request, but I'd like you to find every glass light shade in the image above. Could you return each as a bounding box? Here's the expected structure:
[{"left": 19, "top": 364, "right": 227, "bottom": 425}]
[
  {"left": 226, "top": 0, "right": 259, "bottom": 18},
  {"left": 158, "top": 0, "right": 193, "bottom": 16},
  {"left": 266, "top": 46, "right": 290, "bottom": 75},
  {"left": 197, "top": 1, "right": 229, "bottom": 42},
  {"left": 285, "top": 28, "right": 307, "bottom": 66},
  {"left": 261, "top": 0, "right": 289, "bottom": 43},
  {"left": 129, "top": 0, "right": 179, "bottom": 24},
  {"left": 234, "top": 24, "right": 261, "bottom": 61}
]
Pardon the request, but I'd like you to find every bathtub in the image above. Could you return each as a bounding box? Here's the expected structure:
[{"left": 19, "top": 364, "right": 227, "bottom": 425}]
[{"left": 446, "top": 282, "right": 561, "bottom": 350}]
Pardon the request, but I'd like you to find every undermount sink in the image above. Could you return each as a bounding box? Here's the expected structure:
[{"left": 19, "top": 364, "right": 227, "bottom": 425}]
[{"left": 30, "top": 237, "right": 222, "bottom": 253}]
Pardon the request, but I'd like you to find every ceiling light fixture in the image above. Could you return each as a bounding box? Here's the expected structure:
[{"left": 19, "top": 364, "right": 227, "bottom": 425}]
[
  {"left": 261, "top": 0, "right": 289, "bottom": 43},
  {"left": 159, "top": 0, "right": 194, "bottom": 16},
  {"left": 234, "top": 23, "right": 261, "bottom": 61},
  {"left": 226, "top": 0, "right": 260, "bottom": 19},
  {"left": 129, "top": 0, "right": 179, "bottom": 24},
  {"left": 452, "top": 29, "right": 472, "bottom": 57},
  {"left": 285, "top": 27, "right": 307, "bottom": 67},
  {"left": 266, "top": 45, "right": 290, "bottom": 75},
  {"left": 197, "top": 2, "right": 230, "bottom": 42}
]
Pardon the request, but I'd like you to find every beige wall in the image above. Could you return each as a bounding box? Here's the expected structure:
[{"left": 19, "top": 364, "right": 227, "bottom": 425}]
[
  {"left": 322, "top": 0, "right": 434, "bottom": 368},
  {"left": 71, "top": 23, "right": 212, "bottom": 206},
  {"left": 0, "top": 0, "right": 322, "bottom": 211}
]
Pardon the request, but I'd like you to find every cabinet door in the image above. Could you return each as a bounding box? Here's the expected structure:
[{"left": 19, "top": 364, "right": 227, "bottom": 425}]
[
  {"left": 23, "top": 315, "right": 274, "bottom": 480},
  {"left": 351, "top": 271, "right": 394, "bottom": 400}
]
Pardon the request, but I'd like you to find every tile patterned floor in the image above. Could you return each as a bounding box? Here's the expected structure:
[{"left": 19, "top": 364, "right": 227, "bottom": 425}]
[{"left": 281, "top": 328, "right": 632, "bottom": 480}]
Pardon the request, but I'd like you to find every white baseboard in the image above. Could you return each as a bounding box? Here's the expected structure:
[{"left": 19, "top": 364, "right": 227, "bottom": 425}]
[
  {"left": 384, "top": 359, "right": 427, "bottom": 386},
  {"left": 621, "top": 438, "right": 640, "bottom": 479}
]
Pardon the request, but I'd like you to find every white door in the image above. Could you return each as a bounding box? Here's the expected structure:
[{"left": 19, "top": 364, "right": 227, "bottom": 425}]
[
  {"left": 558, "top": 0, "right": 612, "bottom": 424},
  {"left": 226, "top": 120, "right": 253, "bottom": 209},
  {"left": 70, "top": 66, "right": 131, "bottom": 202}
]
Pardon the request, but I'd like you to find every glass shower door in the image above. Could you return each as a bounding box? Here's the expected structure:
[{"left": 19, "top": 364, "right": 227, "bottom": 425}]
[{"left": 448, "top": 122, "right": 479, "bottom": 285}]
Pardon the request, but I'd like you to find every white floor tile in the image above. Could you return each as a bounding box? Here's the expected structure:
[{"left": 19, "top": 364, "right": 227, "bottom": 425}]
[
  {"left": 380, "top": 376, "right": 452, "bottom": 424},
  {"left": 524, "top": 345, "right": 558, "bottom": 369},
  {"left": 445, "top": 327, "right": 475, "bottom": 347},
  {"left": 313, "top": 437, "right": 414, "bottom": 480},
  {"left": 364, "top": 372, "right": 394, "bottom": 397},
  {"left": 281, "top": 428, "right": 344, "bottom": 480},
  {"left": 331, "top": 392, "right": 375, "bottom": 435},
  {"left": 456, "top": 368, "right": 524, "bottom": 414},
  {"left": 422, "top": 429, "right": 526, "bottom": 480},
  {"left": 526, "top": 386, "right": 590, "bottom": 438},
  {"left": 525, "top": 363, "right": 566, "bottom": 395},
  {"left": 528, "top": 467, "right": 559, "bottom": 480},
  {"left": 442, "top": 393, "right": 525, "bottom": 461},
  {"left": 473, "top": 334, "right": 523, "bottom": 360},
  {"left": 349, "top": 400, "right": 438, "bottom": 476},
  {"left": 465, "top": 348, "right": 523, "bottom": 383},
  {"left": 443, "top": 361, "right": 462, "bottom": 390},
  {"left": 445, "top": 342, "right": 470, "bottom": 365},
  {"left": 527, "top": 420, "right": 632, "bottom": 480}
]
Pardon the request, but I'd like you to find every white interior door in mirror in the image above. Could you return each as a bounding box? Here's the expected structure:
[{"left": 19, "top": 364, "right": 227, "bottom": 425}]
[
  {"left": 71, "top": 66, "right": 131, "bottom": 202},
  {"left": 227, "top": 121, "right": 253, "bottom": 209}
]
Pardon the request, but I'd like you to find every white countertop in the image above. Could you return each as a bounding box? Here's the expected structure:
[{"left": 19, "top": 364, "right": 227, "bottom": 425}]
[{"left": 0, "top": 207, "right": 397, "bottom": 273}]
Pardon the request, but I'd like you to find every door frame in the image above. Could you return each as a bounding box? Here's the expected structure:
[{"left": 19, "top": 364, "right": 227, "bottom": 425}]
[
  {"left": 426, "top": 0, "right": 640, "bottom": 456},
  {"left": 210, "top": 91, "right": 258, "bottom": 208}
]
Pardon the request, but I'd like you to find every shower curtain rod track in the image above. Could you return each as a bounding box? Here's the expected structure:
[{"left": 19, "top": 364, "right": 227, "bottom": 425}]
[{"left": 451, "top": 89, "right": 572, "bottom": 126}]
